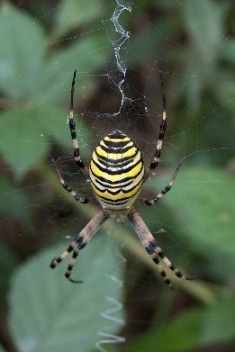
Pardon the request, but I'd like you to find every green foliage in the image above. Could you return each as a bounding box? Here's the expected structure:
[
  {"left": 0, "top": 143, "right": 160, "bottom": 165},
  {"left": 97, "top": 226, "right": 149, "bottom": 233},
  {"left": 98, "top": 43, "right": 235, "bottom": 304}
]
[
  {"left": 0, "top": 2, "right": 45, "bottom": 98},
  {"left": 0, "top": 244, "right": 19, "bottom": 298},
  {"left": 53, "top": 0, "right": 103, "bottom": 38},
  {"left": 9, "top": 234, "right": 123, "bottom": 352},
  {"left": 0, "top": 0, "right": 234, "bottom": 351},
  {"left": 126, "top": 293, "right": 235, "bottom": 351},
  {"left": 127, "top": 307, "right": 205, "bottom": 352},
  {"left": 0, "top": 1, "right": 110, "bottom": 178},
  {"left": 183, "top": 0, "right": 225, "bottom": 64},
  {"left": 202, "top": 294, "right": 235, "bottom": 345},
  {"left": 0, "top": 175, "right": 27, "bottom": 218},
  {"left": 148, "top": 167, "right": 235, "bottom": 268}
]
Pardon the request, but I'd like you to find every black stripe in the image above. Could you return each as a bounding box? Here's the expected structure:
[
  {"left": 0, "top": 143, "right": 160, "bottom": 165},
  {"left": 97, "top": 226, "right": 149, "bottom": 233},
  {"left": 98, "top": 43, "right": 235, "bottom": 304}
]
[
  {"left": 69, "top": 120, "right": 76, "bottom": 137},
  {"left": 90, "top": 164, "right": 144, "bottom": 184},
  {"left": 92, "top": 177, "right": 143, "bottom": 195},
  {"left": 91, "top": 157, "right": 143, "bottom": 176},
  {"left": 95, "top": 149, "right": 139, "bottom": 166},
  {"left": 160, "top": 120, "right": 167, "bottom": 132},
  {"left": 103, "top": 140, "right": 132, "bottom": 148},
  {"left": 145, "top": 240, "right": 158, "bottom": 254},
  {"left": 98, "top": 143, "right": 135, "bottom": 155},
  {"left": 97, "top": 195, "right": 130, "bottom": 205},
  {"left": 94, "top": 177, "right": 134, "bottom": 189},
  {"left": 107, "top": 131, "right": 127, "bottom": 139}
]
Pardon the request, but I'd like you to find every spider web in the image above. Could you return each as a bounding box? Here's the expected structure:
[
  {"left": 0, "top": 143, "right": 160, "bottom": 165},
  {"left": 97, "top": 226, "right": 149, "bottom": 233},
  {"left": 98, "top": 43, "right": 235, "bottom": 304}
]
[{"left": 0, "top": 1, "right": 235, "bottom": 352}]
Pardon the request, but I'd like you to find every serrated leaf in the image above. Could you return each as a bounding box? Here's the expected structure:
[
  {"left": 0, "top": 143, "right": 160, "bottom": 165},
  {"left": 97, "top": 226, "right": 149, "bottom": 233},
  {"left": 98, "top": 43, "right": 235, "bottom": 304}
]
[
  {"left": 0, "top": 2, "right": 45, "bottom": 98},
  {"left": 9, "top": 233, "right": 124, "bottom": 352}
]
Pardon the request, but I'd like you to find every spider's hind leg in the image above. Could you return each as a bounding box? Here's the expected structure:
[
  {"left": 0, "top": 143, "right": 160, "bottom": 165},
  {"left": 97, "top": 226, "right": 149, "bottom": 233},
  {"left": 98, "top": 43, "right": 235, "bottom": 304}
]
[
  {"left": 50, "top": 243, "right": 83, "bottom": 283},
  {"left": 128, "top": 208, "right": 190, "bottom": 288},
  {"left": 50, "top": 210, "right": 110, "bottom": 282},
  {"left": 145, "top": 244, "right": 173, "bottom": 288},
  {"left": 65, "top": 248, "right": 82, "bottom": 283},
  {"left": 50, "top": 242, "right": 75, "bottom": 268},
  {"left": 154, "top": 247, "right": 189, "bottom": 280}
]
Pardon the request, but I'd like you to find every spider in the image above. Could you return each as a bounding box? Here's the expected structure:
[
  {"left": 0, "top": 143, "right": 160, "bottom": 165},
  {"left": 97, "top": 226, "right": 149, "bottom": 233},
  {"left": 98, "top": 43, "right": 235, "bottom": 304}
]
[{"left": 50, "top": 70, "right": 191, "bottom": 288}]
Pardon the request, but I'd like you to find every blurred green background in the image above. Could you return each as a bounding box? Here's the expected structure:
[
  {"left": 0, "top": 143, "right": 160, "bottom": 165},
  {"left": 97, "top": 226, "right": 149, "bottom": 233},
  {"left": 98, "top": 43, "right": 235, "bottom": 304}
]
[{"left": 0, "top": 0, "right": 235, "bottom": 351}]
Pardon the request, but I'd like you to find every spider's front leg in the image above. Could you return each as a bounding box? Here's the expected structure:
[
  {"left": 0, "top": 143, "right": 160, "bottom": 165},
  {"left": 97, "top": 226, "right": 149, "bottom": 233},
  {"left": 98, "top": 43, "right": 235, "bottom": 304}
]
[
  {"left": 50, "top": 210, "right": 110, "bottom": 282},
  {"left": 69, "top": 70, "right": 89, "bottom": 177},
  {"left": 145, "top": 73, "right": 167, "bottom": 180}
]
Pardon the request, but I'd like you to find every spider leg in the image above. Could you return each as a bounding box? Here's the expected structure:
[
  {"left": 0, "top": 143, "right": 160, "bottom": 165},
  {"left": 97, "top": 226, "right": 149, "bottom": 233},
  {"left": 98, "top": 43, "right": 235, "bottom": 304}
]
[
  {"left": 69, "top": 70, "right": 89, "bottom": 177},
  {"left": 128, "top": 208, "right": 189, "bottom": 288},
  {"left": 145, "top": 73, "right": 167, "bottom": 180},
  {"left": 50, "top": 210, "right": 110, "bottom": 282},
  {"left": 52, "top": 158, "right": 90, "bottom": 204},
  {"left": 143, "top": 161, "right": 182, "bottom": 206}
]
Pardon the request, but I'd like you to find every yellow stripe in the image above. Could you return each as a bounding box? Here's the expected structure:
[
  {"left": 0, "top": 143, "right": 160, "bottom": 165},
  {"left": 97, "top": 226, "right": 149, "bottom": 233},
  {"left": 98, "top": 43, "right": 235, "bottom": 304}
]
[
  {"left": 89, "top": 131, "right": 145, "bottom": 210},
  {"left": 90, "top": 160, "right": 143, "bottom": 182},
  {"left": 96, "top": 145, "right": 137, "bottom": 160},
  {"left": 104, "top": 136, "right": 130, "bottom": 143},
  {"left": 91, "top": 181, "right": 143, "bottom": 201},
  {"left": 92, "top": 150, "right": 142, "bottom": 168}
]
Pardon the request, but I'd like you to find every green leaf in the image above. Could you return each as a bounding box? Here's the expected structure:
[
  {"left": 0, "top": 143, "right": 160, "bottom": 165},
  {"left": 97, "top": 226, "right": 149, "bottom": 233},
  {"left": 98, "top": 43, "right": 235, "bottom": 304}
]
[
  {"left": 0, "top": 176, "right": 27, "bottom": 218},
  {"left": 0, "top": 104, "right": 91, "bottom": 179},
  {"left": 202, "top": 294, "right": 235, "bottom": 345},
  {"left": 147, "top": 167, "right": 235, "bottom": 278},
  {"left": 54, "top": 0, "right": 103, "bottom": 38},
  {"left": 219, "top": 40, "right": 235, "bottom": 64},
  {"left": 35, "top": 34, "right": 110, "bottom": 106},
  {"left": 128, "top": 295, "right": 235, "bottom": 351},
  {"left": 127, "top": 22, "right": 164, "bottom": 65},
  {"left": 0, "top": 244, "right": 19, "bottom": 298},
  {"left": 128, "top": 307, "right": 204, "bottom": 352},
  {"left": 9, "top": 233, "right": 124, "bottom": 352},
  {"left": 0, "top": 108, "right": 49, "bottom": 178},
  {"left": 0, "top": 3, "right": 110, "bottom": 178},
  {"left": 0, "top": 2, "right": 45, "bottom": 98},
  {"left": 183, "top": 0, "right": 224, "bottom": 62},
  {"left": 0, "top": 346, "right": 7, "bottom": 352},
  {"left": 32, "top": 104, "right": 92, "bottom": 162}
]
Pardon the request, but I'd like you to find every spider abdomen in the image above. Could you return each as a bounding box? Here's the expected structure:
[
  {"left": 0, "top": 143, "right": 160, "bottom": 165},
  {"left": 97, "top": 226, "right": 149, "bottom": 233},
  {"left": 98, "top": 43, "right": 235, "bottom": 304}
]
[{"left": 89, "top": 130, "right": 144, "bottom": 211}]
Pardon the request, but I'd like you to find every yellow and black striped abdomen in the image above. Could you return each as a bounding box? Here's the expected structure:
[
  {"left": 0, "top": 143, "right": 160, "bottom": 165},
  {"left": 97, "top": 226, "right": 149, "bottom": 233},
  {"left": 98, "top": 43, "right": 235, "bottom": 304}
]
[{"left": 89, "top": 130, "right": 144, "bottom": 211}]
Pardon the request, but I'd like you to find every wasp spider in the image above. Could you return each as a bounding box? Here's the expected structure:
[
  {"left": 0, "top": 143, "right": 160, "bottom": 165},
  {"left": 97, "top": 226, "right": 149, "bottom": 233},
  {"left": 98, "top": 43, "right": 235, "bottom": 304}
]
[{"left": 50, "top": 70, "right": 190, "bottom": 288}]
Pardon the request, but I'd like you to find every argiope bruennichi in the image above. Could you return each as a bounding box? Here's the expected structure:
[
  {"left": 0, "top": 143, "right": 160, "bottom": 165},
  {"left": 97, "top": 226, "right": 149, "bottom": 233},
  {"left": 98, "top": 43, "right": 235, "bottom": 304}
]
[{"left": 50, "top": 70, "right": 190, "bottom": 288}]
